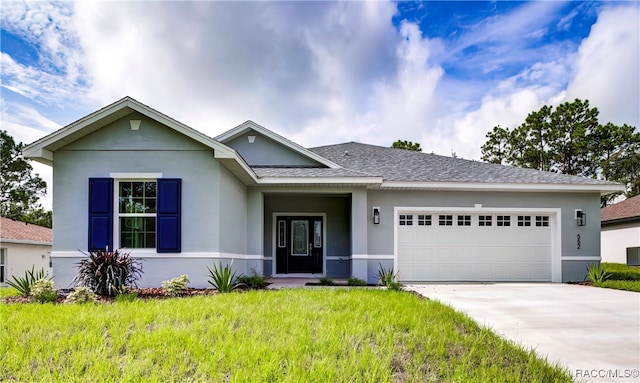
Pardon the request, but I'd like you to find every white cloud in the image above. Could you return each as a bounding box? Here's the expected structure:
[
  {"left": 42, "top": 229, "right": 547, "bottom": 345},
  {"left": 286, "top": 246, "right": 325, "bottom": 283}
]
[{"left": 565, "top": 5, "right": 640, "bottom": 127}]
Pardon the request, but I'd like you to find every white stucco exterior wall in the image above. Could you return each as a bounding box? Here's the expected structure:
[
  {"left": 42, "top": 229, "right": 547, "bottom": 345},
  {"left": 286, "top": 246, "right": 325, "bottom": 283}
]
[
  {"left": 0, "top": 242, "right": 52, "bottom": 285},
  {"left": 601, "top": 223, "right": 640, "bottom": 263}
]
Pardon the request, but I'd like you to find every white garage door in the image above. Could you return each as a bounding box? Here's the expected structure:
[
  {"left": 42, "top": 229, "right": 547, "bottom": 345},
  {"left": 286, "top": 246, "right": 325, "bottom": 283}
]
[{"left": 397, "top": 212, "right": 552, "bottom": 282}]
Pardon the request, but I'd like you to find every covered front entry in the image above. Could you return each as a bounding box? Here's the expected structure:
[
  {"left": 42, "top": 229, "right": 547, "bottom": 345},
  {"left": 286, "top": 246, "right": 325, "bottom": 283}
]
[{"left": 275, "top": 216, "right": 323, "bottom": 274}]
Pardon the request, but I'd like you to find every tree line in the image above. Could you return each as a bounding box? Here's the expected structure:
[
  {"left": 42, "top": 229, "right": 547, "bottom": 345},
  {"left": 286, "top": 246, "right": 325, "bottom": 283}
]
[
  {"left": 480, "top": 99, "right": 639, "bottom": 203},
  {"left": 1, "top": 130, "right": 51, "bottom": 227}
]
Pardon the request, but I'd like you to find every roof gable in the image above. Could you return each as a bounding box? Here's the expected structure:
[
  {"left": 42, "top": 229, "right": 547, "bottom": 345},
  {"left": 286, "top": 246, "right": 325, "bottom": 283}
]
[
  {"left": 24, "top": 97, "right": 238, "bottom": 164},
  {"left": 23, "top": 97, "right": 258, "bottom": 184},
  {"left": 216, "top": 121, "right": 340, "bottom": 169}
]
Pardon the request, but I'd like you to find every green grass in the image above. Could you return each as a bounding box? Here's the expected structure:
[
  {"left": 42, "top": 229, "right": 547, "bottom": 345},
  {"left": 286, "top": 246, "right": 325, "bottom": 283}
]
[
  {"left": 0, "top": 287, "right": 19, "bottom": 298},
  {"left": 601, "top": 263, "right": 640, "bottom": 281},
  {"left": 594, "top": 280, "right": 640, "bottom": 292},
  {"left": 0, "top": 289, "right": 570, "bottom": 382}
]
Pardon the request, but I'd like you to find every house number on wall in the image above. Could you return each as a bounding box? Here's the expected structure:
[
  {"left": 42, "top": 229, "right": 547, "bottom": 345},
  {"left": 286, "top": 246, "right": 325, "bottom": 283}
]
[{"left": 577, "top": 234, "right": 581, "bottom": 250}]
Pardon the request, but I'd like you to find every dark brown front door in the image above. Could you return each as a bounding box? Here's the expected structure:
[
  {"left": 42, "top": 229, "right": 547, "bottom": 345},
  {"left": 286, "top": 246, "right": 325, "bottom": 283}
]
[{"left": 275, "top": 216, "right": 323, "bottom": 274}]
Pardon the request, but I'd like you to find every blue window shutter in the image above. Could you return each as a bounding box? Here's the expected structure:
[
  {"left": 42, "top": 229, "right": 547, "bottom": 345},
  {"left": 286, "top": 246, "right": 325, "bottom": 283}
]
[
  {"left": 157, "top": 178, "right": 181, "bottom": 253},
  {"left": 88, "top": 178, "right": 113, "bottom": 251}
]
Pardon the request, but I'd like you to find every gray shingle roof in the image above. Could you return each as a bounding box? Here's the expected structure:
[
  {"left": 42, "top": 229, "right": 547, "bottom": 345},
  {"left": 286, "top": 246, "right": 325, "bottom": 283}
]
[{"left": 308, "top": 142, "right": 618, "bottom": 185}]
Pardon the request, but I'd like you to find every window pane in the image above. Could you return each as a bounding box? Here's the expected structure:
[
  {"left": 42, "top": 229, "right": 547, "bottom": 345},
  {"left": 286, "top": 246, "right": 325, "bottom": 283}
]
[
  {"left": 132, "top": 182, "right": 144, "bottom": 197},
  {"left": 145, "top": 182, "right": 156, "bottom": 197},
  {"left": 291, "top": 220, "right": 309, "bottom": 255},
  {"left": 120, "top": 217, "right": 156, "bottom": 249}
]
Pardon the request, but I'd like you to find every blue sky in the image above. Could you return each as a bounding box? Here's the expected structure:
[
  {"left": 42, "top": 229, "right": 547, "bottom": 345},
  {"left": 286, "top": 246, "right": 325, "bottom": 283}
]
[{"left": 1, "top": 1, "right": 639, "bottom": 209}]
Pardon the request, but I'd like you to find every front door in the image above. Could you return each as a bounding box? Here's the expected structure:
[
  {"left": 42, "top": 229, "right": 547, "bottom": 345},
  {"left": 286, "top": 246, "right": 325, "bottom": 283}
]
[{"left": 275, "top": 216, "right": 323, "bottom": 274}]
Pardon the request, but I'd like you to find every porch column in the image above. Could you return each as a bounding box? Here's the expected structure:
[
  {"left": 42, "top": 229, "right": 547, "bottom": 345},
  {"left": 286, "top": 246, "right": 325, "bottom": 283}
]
[
  {"left": 246, "top": 189, "right": 264, "bottom": 275},
  {"left": 351, "top": 188, "right": 368, "bottom": 281}
]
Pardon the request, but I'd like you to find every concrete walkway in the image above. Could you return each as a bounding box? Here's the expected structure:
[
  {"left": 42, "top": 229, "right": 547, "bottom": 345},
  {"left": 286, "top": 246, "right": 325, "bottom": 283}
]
[{"left": 407, "top": 283, "right": 640, "bottom": 383}]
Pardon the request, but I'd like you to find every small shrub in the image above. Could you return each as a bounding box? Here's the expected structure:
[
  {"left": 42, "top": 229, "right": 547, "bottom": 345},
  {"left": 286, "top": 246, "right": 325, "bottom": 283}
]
[
  {"left": 6, "top": 266, "right": 51, "bottom": 297},
  {"left": 73, "top": 249, "right": 143, "bottom": 297},
  {"left": 595, "top": 280, "right": 640, "bottom": 292},
  {"left": 31, "top": 279, "right": 57, "bottom": 303},
  {"left": 319, "top": 277, "right": 334, "bottom": 286},
  {"left": 207, "top": 262, "right": 240, "bottom": 293},
  {"left": 386, "top": 281, "right": 404, "bottom": 291},
  {"left": 237, "top": 273, "right": 268, "bottom": 289},
  {"left": 65, "top": 287, "right": 98, "bottom": 304},
  {"left": 601, "top": 263, "right": 640, "bottom": 281},
  {"left": 586, "top": 263, "right": 610, "bottom": 283},
  {"left": 347, "top": 277, "right": 367, "bottom": 286},
  {"left": 115, "top": 292, "right": 138, "bottom": 303},
  {"left": 162, "top": 275, "right": 190, "bottom": 296}
]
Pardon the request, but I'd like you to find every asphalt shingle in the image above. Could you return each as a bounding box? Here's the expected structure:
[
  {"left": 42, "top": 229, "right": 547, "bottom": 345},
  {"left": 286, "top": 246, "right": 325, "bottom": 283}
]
[
  {"left": 309, "top": 142, "right": 618, "bottom": 185},
  {"left": 0, "top": 217, "right": 52, "bottom": 243},
  {"left": 601, "top": 195, "right": 640, "bottom": 222}
]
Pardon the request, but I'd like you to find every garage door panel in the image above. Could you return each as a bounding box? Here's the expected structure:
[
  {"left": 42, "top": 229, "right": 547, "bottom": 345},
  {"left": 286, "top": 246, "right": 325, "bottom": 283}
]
[{"left": 398, "top": 211, "right": 553, "bottom": 282}]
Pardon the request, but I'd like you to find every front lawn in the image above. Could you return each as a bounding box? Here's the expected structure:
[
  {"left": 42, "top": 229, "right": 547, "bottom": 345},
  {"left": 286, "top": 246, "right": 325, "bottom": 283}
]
[
  {"left": 0, "top": 289, "right": 571, "bottom": 382},
  {"left": 597, "top": 263, "right": 640, "bottom": 292}
]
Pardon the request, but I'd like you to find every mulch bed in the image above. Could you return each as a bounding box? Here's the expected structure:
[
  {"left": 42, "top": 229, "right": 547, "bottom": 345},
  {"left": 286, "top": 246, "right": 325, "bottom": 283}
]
[{"left": 1, "top": 287, "right": 218, "bottom": 304}]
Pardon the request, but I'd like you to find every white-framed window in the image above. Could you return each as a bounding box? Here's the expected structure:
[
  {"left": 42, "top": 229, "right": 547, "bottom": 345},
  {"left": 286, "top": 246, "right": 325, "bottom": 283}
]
[
  {"left": 417, "top": 214, "right": 432, "bottom": 226},
  {"left": 277, "top": 220, "right": 286, "bottom": 248},
  {"left": 536, "top": 216, "right": 550, "bottom": 227},
  {"left": 479, "top": 215, "right": 492, "bottom": 227},
  {"left": 399, "top": 214, "right": 413, "bottom": 226},
  {"left": 0, "top": 248, "right": 5, "bottom": 283},
  {"left": 438, "top": 215, "right": 453, "bottom": 226},
  {"left": 457, "top": 215, "right": 471, "bottom": 226},
  {"left": 497, "top": 215, "right": 511, "bottom": 227},
  {"left": 118, "top": 180, "right": 157, "bottom": 248},
  {"left": 517, "top": 215, "right": 531, "bottom": 227}
]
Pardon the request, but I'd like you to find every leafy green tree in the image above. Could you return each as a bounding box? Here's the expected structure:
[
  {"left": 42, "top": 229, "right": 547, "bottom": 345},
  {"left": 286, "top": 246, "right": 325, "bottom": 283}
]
[
  {"left": 480, "top": 99, "right": 639, "bottom": 200},
  {"left": 392, "top": 140, "right": 421, "bottom": 151},
  {"left": 0, "top": 130, "right": 51, "bottom": 227}
]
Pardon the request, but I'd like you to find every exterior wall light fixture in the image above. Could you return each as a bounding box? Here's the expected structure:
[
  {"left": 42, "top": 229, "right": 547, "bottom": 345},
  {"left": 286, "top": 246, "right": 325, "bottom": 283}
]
[
  {"left": 576, "top": 209, "right": 586, "bottom": 227},
  {"left": 372, "top": 207, "right": 380, "bottom": 224}
]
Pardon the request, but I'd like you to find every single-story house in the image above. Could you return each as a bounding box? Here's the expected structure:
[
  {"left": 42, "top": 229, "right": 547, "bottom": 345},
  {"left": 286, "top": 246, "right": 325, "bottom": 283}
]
[
  {"left": 23, "top": 97, "right": 623, "bottom": 287},
  {"left": 0, "top": 217, "right": 52, "bottom": 285},
  {"left": 601, "top": 195, "right": 640, "bottom": 264}
]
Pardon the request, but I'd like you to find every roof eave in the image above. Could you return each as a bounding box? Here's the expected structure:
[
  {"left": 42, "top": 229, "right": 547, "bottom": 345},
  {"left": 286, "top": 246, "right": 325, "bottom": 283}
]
[
  {"left": 256, "top": 176, "right": 383, "bottom": 185},
  {"left": 378, "top": 181, "right": 625, "bottom": 194}
]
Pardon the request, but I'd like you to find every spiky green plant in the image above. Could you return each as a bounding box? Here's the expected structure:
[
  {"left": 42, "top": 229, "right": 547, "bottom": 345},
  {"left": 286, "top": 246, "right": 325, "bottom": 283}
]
[
  {"left": 6, "top": 266, "right": 51, "bottom": 297},
  {"left": 378, "top": 263, "right": 403, "bottom": 291},
  {"left": 206, "top": 262, "right": 240, "bottom": 293},
  {"left": 73, "top": 249, "right": 143, "bottom": 297},
  {"left": 586, "top": 263, "right": 610, "bottom": 284}
]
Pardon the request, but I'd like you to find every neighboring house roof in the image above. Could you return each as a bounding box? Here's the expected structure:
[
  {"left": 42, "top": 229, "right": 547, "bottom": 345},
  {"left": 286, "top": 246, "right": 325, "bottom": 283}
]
[
  {"left": 0, "top": 217, "right": 52, "bottom": 245},
  {"left": 601, "top": 195, "right": 640, "bottom": 225}
]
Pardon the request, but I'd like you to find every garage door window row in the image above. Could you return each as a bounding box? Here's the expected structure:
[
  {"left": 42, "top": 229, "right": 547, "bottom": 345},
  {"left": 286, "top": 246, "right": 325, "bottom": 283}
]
[{"left": 400, "top": 214, "right": 550, "bottom": 228}]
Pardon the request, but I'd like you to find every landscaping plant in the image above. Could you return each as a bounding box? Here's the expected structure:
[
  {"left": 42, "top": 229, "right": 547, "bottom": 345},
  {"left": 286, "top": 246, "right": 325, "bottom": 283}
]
[
  {"left": 64, "top": 287, "right": 98, "bottom": 304},
  {"left": 585, "top": 262, "right": 610, "bottom": 284},
  {"left": 30, "top": 279, "right": 57, "bottom": 303},
  {"left": 236, "top": 272, "right": 269, "bottom": 289},
  {"left": 207, "top": 262, "right": 240, "bottom": 293},
  {"left": 73, "top": 249, "right": 143, "bottom": 297},
  {"left": 347, "top": 277, "right": 368, "bottom": 286},
  {"left": 319, "top": 276, "right": 334, "bottom": 286},
  {"left": 162, "top": 275, "right": 190, "bottom": 296},
  {"left": 378, "top": 263, "right": 403, "bottom": 290},
  {"left": 6, "top": 266, "right": 51, "bottom": 297}
]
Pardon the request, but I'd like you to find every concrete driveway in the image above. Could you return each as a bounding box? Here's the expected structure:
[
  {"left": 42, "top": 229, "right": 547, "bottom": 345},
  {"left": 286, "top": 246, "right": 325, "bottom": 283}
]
[{"left": 407, "top": 283, "right": 640, "bottom": 383}]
